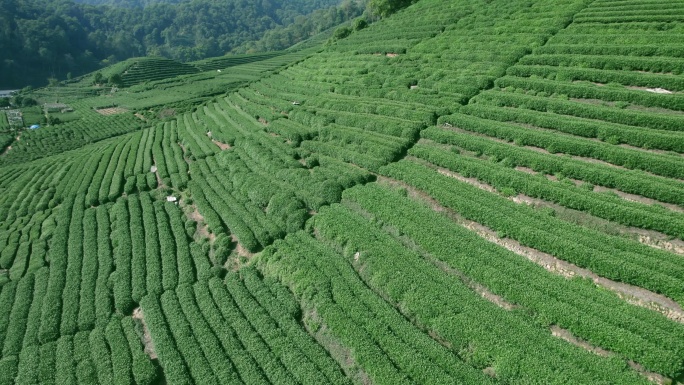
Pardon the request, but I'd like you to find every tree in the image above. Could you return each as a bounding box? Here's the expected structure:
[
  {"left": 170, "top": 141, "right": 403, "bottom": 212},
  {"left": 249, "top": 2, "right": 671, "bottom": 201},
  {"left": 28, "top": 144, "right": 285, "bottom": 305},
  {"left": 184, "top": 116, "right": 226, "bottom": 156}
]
[
  {"left": 108, "top": 73, "right": 124, "bottom": 87},
  {"left": 94, "top": 72, "right": 104, "bottom": 85},
  {"left": 368, "top": 0, "right": 416, "bottom": 18},
  {"left": 352, "top": 18, "right": 368, "bottom": 31},
  {"left": 0, "top": 0, "right": 345, "bottom": 88},
  {"left": 21, "top": 97, "right": 37, "bottom": 107},
  {"left": 0, "top": 98, "right": 9, "bottom": 108},
  {"left": 332, "top": 26, "right": 352, "bottom": 41},
  {"left": 47, "top": 115, "right": 61, "bottom": 125}
]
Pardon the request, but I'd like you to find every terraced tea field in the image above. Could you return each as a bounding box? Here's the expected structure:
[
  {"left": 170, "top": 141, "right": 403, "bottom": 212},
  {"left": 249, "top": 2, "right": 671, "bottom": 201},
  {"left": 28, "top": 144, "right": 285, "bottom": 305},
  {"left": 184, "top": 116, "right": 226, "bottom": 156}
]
[{"left": 1, "top": 0, "right": 684, "bottom": 384}]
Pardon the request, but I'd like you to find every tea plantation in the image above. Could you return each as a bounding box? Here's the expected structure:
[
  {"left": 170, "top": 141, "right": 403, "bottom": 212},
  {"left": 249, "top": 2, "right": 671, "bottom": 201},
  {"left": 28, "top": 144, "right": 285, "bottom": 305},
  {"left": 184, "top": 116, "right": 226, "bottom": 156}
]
[{"left": 1, "top": 0, "right": 683, "bottom": 384}]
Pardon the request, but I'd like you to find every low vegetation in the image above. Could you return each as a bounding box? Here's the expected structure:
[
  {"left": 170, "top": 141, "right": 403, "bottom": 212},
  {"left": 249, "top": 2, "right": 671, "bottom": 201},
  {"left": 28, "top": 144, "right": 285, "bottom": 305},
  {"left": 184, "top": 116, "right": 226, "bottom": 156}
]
[{"left": 1, "top": 0, "right": 684, "bottom": 384}]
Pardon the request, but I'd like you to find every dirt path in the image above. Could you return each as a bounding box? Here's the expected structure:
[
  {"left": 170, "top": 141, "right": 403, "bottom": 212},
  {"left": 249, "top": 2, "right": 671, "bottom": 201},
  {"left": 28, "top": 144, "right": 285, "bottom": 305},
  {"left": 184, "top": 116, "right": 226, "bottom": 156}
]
[
  {"left": 231, "top": 234, "right": 255, "bottom": 260},
  {"left": 627, "top": 85, "right": 675, "bottom": 94},
  {"left": 516, "top": 165, "right": 684, "bottom": 214},
  {"left": 551, "top": 326, "right": 611, "bottom": 357},
  {"left": 303, "top": 307, "right": 373, "bottom": 385},
  {"left": 376, "top": 176, "right": 684, "bottom": 323},
  {"left": 462, "top": 218, "right": 684, "bottom": 323},
  {"left": 96, "top": 107, "right": 128, "bottom": 115},
  {"left": 443, "top": 124, "right": 684, "bottom": 183},
  {"left": 436, "top": 168, "right": 497, "bottom": 193},
  {"left": 418, "top": 153, "right": 684, "bottom": 251},
  {"left": 579, "top": 81, "right": 677, "bottom": 96},
  {"left": 182, "top": 199, "right": 213, "bottom": 242},
  {"left": 132, "top": 307, "right": 158, "bottom": 360},
  {"left": 212, "top": 139, "right": 231, "bottom": 150},
  {"left": 592, "top": 185, "right": 684, "bottom": 214},
  {"left": 151, "top": 160, "right": 166, "bottom": 189},
  {"left": 519, "top": 118, "right": 684, "bottom": 158},
  {"left": 430, "top": 167, "right": 684, "bottom": 308},
  {"left": 1, "top": 133, "right": 21, "bottom": 156},
  {"left": 426, "top": 252, "right": 519, "bottom": 311},
  {"left": 551, "top": 326, "right": 677, "bottom": 385},
  {"left": 428, "top": 160, "right": 684, "bottom": 254}
]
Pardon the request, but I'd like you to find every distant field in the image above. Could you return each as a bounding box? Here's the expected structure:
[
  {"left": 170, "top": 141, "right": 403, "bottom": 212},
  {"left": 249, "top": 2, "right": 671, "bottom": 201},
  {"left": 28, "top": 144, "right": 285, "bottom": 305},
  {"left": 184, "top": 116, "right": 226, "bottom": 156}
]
[
  {"left": 95, "top": 107, "right": 128, "bottom": 116},
  {"left": 1, "top": 0, "right": 684, "bottom": 384},
  {"left": 0, "top": 50, "right": 311, "bottom": 165},
  {"left": 190, "top": 51, "right": 286, "bottom": 71},
  {"left": 19, "top": 106, "right": 42, "bottom": 127},
  {"left": 0, "top": 111, "right": 9, "bottom": 131}
]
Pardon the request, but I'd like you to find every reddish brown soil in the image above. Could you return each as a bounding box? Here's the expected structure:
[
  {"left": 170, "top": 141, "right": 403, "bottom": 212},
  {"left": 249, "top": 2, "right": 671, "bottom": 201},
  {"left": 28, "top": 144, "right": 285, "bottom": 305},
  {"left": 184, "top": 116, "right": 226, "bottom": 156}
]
[{"left": 96, "top": 107, "right": 128, "bottom": 115}]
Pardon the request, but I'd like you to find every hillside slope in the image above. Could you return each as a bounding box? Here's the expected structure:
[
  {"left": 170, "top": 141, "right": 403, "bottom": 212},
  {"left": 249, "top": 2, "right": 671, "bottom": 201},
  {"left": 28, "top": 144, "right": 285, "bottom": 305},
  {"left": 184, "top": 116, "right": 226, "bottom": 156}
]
[
  {"left": 0, "top": 0, "right": 347, "bottom": 88},
  {"left": 1, "top": 0, "right": 684, "bottom": 384}
]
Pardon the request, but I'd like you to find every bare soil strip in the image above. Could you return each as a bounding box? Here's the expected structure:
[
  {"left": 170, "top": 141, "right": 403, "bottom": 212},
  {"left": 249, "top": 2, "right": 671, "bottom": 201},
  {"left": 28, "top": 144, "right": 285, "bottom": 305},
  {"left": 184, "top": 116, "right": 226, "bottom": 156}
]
[
  {"left": 181, "top": 198, "right": 213, "bottom": 242},
  {"left": 132, "top": 307, "right": 158, "bottom": 360},
  {"left": 436, "top": 168, "right": 497, "bottom": 193},
  {"left": 618, "top": 142, "right": 684, "bottom": 158},
  {"left": 580, "top": 81, "right": 677, "bottom": 96},
  {"left": 376, "top": 177, "right": 684, "bottom": 323},
  {"left": 418, "top": 156, "right": 682, "bottom": 255},
  {"left": 212, "top": 139, "right": 231, "bottom": 150},
  {"left": 369, "top": 213, "right": 520, "bottom": 311},
  {"left": 441, "top": 163, "right": 684, "bottom": 254},
  {"left": 421, "top": 156, "right": 683, "bottom": 254},
  {"left": 444, "top": 125, "right": 684, "bottom": 183},
  {"left": 516, "top": 165, "right": 684, "bottom": 214},
  {"left": 1, "top": 134, "right": 21, "bottom": 156},
  {"left": 231, "top": 234, "right": 255, "bottom": 260},
  {"left": 96, "top": 107, "right": 129, "bottom": 115},
  {"left": 551, "top": 326, "right": 678, "bottom": 385},
  {"left": 151, "top": 160, "right": 166, "bottom": 189},
  {"left": 428, "top": 253, "right": 519, "bottom": 311},
  {"left": 592, "top": 185, "right": 684, "bottom": 214},
  {"left": 551, "top": 326, "right": 611, "bottom": 357},
  {"left": 434, "top": 163, "right": 684, "bottom": 255},
  {"left": 303, "top": 308, "right": 373, "bottom": 385},
  {"left": 569, "top": 97, "right": 684, "bottom": 116},
  {"left": 627, "top": 86, "right": 675, "bottom": 94}
]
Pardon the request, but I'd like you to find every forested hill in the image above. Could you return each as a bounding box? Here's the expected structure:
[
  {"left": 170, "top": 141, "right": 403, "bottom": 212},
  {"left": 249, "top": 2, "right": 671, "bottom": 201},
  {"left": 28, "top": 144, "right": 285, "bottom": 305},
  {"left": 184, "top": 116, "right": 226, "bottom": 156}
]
[
  {"left": 0, "top": 0, "right": 356, "bottom": 88},
  {"left": 69, "top": 0, "right": 183, "bottom": 6}
]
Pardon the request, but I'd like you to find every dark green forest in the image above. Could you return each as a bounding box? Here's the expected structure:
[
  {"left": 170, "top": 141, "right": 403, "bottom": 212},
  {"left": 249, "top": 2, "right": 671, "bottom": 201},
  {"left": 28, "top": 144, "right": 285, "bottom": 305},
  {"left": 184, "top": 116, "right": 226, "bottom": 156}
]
[
  {"left": 233, "top": 1, "right": 366, "bottom": 53},
  {"left": 70, "top": 0, "right": 184, "bottom": 6},
  {"left": 0, "top": 0, "right": 360, "bottom": 88}
]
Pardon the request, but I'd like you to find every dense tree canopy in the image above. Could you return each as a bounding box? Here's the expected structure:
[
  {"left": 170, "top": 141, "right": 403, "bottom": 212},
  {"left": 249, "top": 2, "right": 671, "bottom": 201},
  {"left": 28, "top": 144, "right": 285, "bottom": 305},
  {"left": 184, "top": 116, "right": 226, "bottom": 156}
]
[
  {"left": 0, "top": 0, "right": 346, "bottom": 88},
  {"left": 234, "top": 1, "right": 366, "bottom": 53},
  {"left": 368, "top": 0, "right": 416, "bottom": 18}
]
